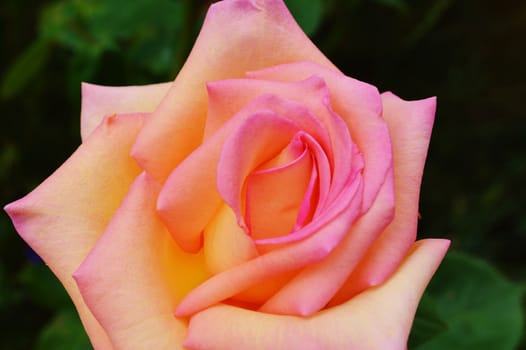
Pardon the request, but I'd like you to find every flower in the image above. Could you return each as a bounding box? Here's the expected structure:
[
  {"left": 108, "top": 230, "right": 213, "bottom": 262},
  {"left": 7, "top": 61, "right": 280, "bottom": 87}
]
[{"left": 5, "top": 0, "right": 449, "bottom": 349}]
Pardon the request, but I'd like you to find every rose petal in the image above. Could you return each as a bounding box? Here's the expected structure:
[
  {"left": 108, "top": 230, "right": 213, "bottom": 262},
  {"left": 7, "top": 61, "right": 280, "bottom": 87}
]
[
  {"left": 204, "top": 75, "right": 359, "bottom": 211},
  {"left": 259, "top": 171, "right": 394, "bottom": 316},
  {"left": 184, "top": 239, "right": 449, "bottom": 350},
  {"left": 158, "top": 93, "right": 329, "bottom": 253},
  {"left": 4, "top": 114, "right": 146, "bottom": 349},
  {"left": 204, "top": 204, "right": 258, "bottom": 275},
  {"left": 74, "top": 173, "right": 208, "bottom": 350},
  {"left": 203, "top": 204, "right": 292, "bottom": 305},
  {"left": 218, "top": 113, "right": 315, "bottom": 232},
  {"left": 204, "top": 76, "right": 330, "bottom": 144},
  {"left": 132, "top": 0, "right": 336, "bottom": 183},
  {"left": 331, "top": 93, "right": 436, "bottom": 303},
  {"left": 80, "top": 82, "right": 170, "bottom": 141},
  {"left": 175, "top": 178, "right": 363, "bottom": 317},
  {"left": 253, "top": 132, "right": 331, "bottom": 245},
  {"left": 248, "top": 61, "right": 391, "bottom": 211},
  {"left": 246, "top": 141, "right": 313, "bottom": 239}
]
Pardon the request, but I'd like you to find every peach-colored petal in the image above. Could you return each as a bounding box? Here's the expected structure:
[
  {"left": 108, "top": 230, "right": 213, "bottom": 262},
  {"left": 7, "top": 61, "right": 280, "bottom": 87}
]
[
  {"left": 248, "top": 61, "right": 391, "bottom": 211},
  {"left": 158, "top": 93, "right": 329, "bottom": 253},
  {"left": 204, "top": 75, "right": 361, "bottom": 212},
  {"left": 156, "top": 130, "right": 225, "bottom": 253},
  {"left": 246, "top": 142, "right": 313, "bottom": 240},
  {"left": 259, "top": 171, "right": 394, "bottom": 316},
  {"left": 74, "top": 173, "right": 208, "bottom": 350},
  {"left": 80, "top": 82, "right": 171, "bottom": 141},
  {"left": 332, "top": 93, "right": 436, "bottom": 303},
  {"left": 204, "top": 204, "right": 258, "bottom": 275},
  {"left": 184, "top": 239, "right": 450, "bottom": 350},
  {"left": 132, "top": 0, "right": 336, "bottom": 183},
  {"left": 253, "top": 132, "right": 331, "bottom": 245},
  {"left": 218, "top": 113, "right": 304, "bottom": 231},
  {"left": 204, "top": 76, "right": 330, "bottom": 144},
  {"left": 175, "top": 178, "right": 363, "bottom": 317},
  {"left": 4, "top": 114, "right": 146, "bottom": 349}
]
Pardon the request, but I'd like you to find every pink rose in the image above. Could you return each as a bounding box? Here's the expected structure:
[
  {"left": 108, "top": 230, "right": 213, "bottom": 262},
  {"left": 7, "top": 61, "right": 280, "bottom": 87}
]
[{"left": 5, "top": 0, "right": 449, "bottom": 349}]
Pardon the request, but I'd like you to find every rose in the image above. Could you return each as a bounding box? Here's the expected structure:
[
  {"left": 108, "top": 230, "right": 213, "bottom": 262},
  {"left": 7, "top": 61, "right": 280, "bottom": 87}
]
[
  {"left": 6, "top": 1, "right": 450, "bottom": 348},
  {"left": 5, "top": 0, "right": 449, "bottom": 349}
]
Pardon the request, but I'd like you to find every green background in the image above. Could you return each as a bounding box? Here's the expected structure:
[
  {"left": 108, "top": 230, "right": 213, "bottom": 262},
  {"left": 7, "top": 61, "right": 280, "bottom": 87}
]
[{"left": 1, "top": 0, "right": 524, "bottom": 348}]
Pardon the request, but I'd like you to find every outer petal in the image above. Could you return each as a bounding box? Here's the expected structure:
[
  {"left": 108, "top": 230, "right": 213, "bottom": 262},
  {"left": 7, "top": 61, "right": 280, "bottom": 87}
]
[
  {"left": 332, "top": 93, "right": 436, "bottom": 303},
  {"left": 80, "top": 82, "right": 171, "bottom": 141},
  {"left": 184, "top": 239, "right": 450, "bottom": 350},
  {"left": 132, "top": 0, "right": 336, "bottom": 183},
  {"left": 218, "top": 112, "right": 302, "bottom": 231},
  {"left": 74, "top": 173, "right": 208, "bottom": 350},
  {"left": 4, "top": 114, "right": 146, "bottom": 349}
]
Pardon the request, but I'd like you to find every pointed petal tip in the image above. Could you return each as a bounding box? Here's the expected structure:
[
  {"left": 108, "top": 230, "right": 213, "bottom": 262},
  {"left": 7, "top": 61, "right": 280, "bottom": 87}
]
[
  {"left": 3, "top": 200, "right": 16, "bottom": 215},
  {"left": 3, "top": 197, "right": 31, "bottom": 235},
  {"left": 417, "top": 238, "right": 451, "bottom": 254}
]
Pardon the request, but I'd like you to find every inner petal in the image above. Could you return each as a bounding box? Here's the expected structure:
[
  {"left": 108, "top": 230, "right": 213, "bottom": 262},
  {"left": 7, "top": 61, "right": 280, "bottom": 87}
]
[
  {"left": 217, "top": 105, "right": 322, "bottom": 231},
  {"left": 254, "top": 132, "right": 332, "bottom": 246},
  {"left": 204, "top": 204, "right": 259, "bottom": 276},
  {"left": 245, "top": 135, "right": 313, "bottom": 240}
]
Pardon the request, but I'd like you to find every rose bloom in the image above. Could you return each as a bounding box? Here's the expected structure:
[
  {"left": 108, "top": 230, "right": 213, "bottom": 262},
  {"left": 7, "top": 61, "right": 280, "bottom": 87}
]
[{"left": 5, "top": 0, "right": 449, "bottom": 349}]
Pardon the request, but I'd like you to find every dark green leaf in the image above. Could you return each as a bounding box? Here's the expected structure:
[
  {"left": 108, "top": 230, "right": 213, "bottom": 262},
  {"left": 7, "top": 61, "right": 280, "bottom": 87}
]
[
  {"left": 413, "top": 251, "right": 524, "bottom": 350},
  {"left": 17, "top": 263, "right": 70, "bottom": 310},
  {"left": 1, "top": 38, "right": 50, "bottom": 99},
  {"left": 284, "top": 0, "right": 324, "bottom": 36},
  {"left": 408, "top": 294, "right": 448, "bottom": 348},
  {"left": 36, "top": 308, "right": 92, "bottom": 350}
]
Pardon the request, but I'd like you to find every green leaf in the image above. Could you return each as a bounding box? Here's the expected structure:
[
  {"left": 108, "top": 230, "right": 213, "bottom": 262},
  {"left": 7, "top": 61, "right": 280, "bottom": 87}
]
[
  {"left": 0, "top": 262, "right": 22, "bottom": 310},
  {"left": 36, "top": 308, "right": 92, "bottom": 350},
  {"left": 412, "top": 251, "right": 524, "bottom": 350},
  {"left": 408, "top": 294, "right": 448, "bottom": 348},
  {"left": 0, "top": 143, "right": 18, "bottom": 183},
  {"left": 1, "top": 38, "right": 50, "bottom": 99},
  {"left": 17, "top": 263, "right": 71, "bottom": 310},
  {"left": 40, "top": 1, "right": 110, "bottom": 56},
  {"left": 284, "top": 0, "right": 324, "bottom": 36}
]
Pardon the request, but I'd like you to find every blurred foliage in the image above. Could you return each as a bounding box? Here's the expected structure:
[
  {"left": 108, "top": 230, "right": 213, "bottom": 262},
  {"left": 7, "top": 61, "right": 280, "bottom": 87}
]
[
  {"left": 35, "top": 309, "right": 91, "bottom": 350},
  {"left": 1, "top": 0, "right": 525, "bottom": 348},
  {"left": 410, "top": 251, "right": 524, "bottom": 349}
]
